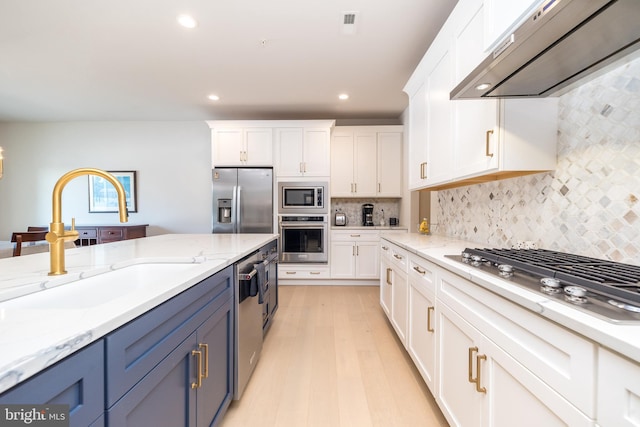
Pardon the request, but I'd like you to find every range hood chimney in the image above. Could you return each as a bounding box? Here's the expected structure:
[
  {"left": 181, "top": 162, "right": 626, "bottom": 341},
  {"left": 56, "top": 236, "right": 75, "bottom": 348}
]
[{"left": 450, "top": 0, "right": 640, "bottom": 100}]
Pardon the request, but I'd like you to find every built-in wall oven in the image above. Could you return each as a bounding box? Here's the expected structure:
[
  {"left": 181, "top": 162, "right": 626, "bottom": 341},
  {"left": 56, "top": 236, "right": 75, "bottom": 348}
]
[{"left": 279, "top": 215, "right": 328, "bottom": 263}]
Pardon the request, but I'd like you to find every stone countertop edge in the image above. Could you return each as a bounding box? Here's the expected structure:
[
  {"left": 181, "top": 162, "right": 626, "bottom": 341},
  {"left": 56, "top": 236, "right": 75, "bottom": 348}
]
[
  {"left": 0, "top": 233, "right": 278, "bottom": 395},
  {"left": 380, "top": 233, "right": 640, "bottom": 364}
]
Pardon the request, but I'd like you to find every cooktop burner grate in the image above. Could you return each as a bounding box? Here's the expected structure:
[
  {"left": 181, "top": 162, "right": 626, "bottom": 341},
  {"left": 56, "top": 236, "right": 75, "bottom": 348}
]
[{"left": 464, "top": 248, "right": 640, "bottom": 304}]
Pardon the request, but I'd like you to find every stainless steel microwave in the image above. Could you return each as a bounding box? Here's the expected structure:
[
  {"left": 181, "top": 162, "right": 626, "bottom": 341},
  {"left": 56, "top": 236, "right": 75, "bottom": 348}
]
[{"left": 278, "top": 182, "right": 327, "bottom": 214}]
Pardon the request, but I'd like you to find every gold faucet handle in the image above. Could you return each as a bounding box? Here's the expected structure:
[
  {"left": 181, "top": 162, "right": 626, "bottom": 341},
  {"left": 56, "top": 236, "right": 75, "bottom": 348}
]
[{"left": 71, "top": 217, "right": 75, "bottom": 231}]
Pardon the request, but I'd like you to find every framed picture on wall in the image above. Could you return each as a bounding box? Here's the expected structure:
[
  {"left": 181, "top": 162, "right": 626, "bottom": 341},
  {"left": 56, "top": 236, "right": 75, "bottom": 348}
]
[{"left": 88, "top": 170, "right": 137, "bottom": 213}]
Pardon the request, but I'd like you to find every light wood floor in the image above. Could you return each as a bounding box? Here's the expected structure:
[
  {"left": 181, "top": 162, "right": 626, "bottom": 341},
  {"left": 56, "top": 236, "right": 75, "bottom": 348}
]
[{"left": 221, "top": 285, "right": 449, "bottom": 427}]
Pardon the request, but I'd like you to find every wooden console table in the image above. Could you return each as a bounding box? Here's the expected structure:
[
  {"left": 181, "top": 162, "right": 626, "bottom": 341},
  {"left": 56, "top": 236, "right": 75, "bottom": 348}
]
[{"left": 74, "top": 224, "right": 149, "bottom": 246}]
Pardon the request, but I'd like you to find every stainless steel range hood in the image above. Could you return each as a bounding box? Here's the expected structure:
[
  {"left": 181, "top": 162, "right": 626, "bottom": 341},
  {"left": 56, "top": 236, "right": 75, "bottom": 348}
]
[{"left": 450, "top": 0, "right": 640, "bottom": 100}]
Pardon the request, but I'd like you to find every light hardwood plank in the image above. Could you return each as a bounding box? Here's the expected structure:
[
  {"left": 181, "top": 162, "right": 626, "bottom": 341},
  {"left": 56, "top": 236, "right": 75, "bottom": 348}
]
[{"left": 221, "top": 285, "right": 449, "bottom": 427}]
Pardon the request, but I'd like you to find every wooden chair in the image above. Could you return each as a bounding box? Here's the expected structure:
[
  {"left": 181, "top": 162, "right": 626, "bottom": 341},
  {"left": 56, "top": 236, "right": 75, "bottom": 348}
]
[
  {"left": 11, "top": 231, "right": 48, "bottom": 256},
  {"left": 27, "top": 226, "right": 48, "bottom": 232}
]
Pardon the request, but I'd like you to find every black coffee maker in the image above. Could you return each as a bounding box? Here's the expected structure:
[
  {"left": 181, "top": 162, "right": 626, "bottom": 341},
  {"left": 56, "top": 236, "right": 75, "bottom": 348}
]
[{"left": 362, "top": 204, "right": 374, "bottom": 226}]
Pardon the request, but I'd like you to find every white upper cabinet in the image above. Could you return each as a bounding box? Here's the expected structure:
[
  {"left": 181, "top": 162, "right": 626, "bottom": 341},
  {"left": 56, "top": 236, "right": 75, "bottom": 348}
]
[
  {"left": 208, "top": 123, "right": 273, "bottom": 167},
  {"left": 403, "top": 0, "right": 557, "bottom": 191},
  {"left": 407, "top": 82, "right": 429, "bottom": 190},
  {"left": 452, "top": 0, "right": 557, "bottom": 183},
  {"left": 330, "top": 126, "right": 403, "bottom": 198},
  {"left": 376, "top": 132, "right": 403, "bottom": 197},
  {"left": 274, "top": 121, "right": 334, "bottom": 178},
  {"left": 484, "top": 0, "right": 544, "bottom": 51}
]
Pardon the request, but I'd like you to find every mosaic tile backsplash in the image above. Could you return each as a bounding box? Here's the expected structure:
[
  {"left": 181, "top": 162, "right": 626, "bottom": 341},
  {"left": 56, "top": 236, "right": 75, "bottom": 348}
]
[
  {"left": 434, "top": 56, "right": 640, "bottom": 265},
  {"left": 331, "top": 198, "right": 400, "bottom": 227}
]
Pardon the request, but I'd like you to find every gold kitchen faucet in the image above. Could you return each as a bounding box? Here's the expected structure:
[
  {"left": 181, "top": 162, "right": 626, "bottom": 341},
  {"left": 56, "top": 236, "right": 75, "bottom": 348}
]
[{"left": 46, "top": 168, "right": 128, "bottom": 275}]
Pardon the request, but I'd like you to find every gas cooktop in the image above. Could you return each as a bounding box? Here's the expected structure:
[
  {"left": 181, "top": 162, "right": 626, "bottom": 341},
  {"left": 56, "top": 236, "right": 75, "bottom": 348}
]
[{"left": 445, "top": 248, "right": 640, "bottom": 323}]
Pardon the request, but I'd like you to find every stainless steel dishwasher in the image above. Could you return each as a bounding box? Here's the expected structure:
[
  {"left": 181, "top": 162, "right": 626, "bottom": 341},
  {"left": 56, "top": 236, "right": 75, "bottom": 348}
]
[{"left": 234, "top": 241, "right": 275, "bottom": 399}]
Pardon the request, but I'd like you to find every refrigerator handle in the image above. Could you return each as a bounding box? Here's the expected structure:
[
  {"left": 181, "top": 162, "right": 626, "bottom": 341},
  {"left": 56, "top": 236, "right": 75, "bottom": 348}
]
[
  {"left": 236, "top": 185, "right": 242, "bottom": 233},
  {"left": 232, "top": 185, "right": 238, "bottom": 233}
]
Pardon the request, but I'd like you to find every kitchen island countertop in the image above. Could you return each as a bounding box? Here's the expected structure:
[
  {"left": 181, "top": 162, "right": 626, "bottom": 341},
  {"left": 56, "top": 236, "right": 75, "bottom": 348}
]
[
  {"left": 381, "top": 233, "right": 640, "bottom": 364},
  {"left": 0, "top": 233, "right": 278, "bottom": 394}
]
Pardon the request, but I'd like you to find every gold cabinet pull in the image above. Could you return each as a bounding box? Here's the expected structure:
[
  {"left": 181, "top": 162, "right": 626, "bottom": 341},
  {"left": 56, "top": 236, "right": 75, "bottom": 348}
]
[
  {"left": 420, "top": 162, "right": 427, "bottom": 179},
  {"left": 427, "top": 306, "right": 435, "bottom": 332},
  {"left": 381, "top": 246, "right": 389, "bottom": 251},
  {"left": 393, "top": 254, "right": 403, "bottom": 260},
  {"left": 310, "top": 271, "right": 321, "bottom": 275},
  {"left": 476, "top": 354, "right": 487, "bottom": 393},
  {"left": 468, "top": 346, "right": 478, "bottom": 384},
  {"left": 485, "top": 130, "right": 494, "bottom": 157},
  {"left": 386, "top": 267, "right": 392, "bottom": 285},
  {"left": 356, "top": 245, "right": 359, "bottom": 256},
  {"left": 350, "top": 234, "right": 361, "bottom": 237},
  {"left": 200, "top": 343, "right": 209, "bottom": 379},
  {"left": 413, "top": 265, "right": 426, "bottom": 275},
  {"left": 192, "top": 349, "right": 203, "bottom": 389},
  {"left": 378, "top": 183, "right": 381, "bottom": 193},
  {"left": 286, "top": 271, "right": 297, "bottom": 275},
  {"left": 352, "top": 246, "right": 356, "bottom": 256}
]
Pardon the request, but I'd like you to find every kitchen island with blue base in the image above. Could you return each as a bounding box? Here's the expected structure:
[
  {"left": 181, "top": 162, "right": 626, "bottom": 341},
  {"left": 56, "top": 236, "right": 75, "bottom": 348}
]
[{"left": 0, "top": 233, "right": 278, "bottom": 427}]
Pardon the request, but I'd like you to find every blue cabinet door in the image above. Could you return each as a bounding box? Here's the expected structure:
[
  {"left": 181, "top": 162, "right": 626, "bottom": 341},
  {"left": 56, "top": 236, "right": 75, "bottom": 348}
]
[
  {"left": 107, "top": 332, "right": 198, "bottom": 427},
  {"left": 196, "top": 297, "right": 233, "bottom": 427},
  {"left": 0, "top": 340, "right": 105, "bottom": 427}
]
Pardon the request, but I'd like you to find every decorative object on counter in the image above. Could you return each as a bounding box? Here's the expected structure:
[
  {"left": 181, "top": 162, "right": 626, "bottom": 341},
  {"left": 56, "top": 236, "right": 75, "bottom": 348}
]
[
  {"left": 389, "top": 217, "right": 398, "bottom": 226},
  {"left": 48, "top": 168, "right": 129, "bottom": 275},
  {"left": 89, "top": 170, "right": 137, "bottom": 213},
  {"left": 379, "top": 209, "right": 385, "bottom": 226},
  {"left": 419, "top": 218, "right": 430, "bottom": 234},
  {"left": 362, "top": 203, "right": 374, "bottom": 226}
]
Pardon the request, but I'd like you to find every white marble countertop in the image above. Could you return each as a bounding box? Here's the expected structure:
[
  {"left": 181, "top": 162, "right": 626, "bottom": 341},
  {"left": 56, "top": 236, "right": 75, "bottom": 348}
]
[
  {"left": 0, "top": 233, "right": 278, "bottom": 394},
  {"left": 381, "top": 233, "right": 640, "bottom": 364}
]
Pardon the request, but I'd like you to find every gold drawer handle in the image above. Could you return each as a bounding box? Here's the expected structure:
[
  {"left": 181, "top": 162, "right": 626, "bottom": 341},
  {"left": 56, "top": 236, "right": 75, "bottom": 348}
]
[
  {"left": 386, "top": 267, "right": 392, "bottom": 285},
  {"left": 200, "top": 343, "right": 209, "bottom": 379},
  {"left": 468, "top": 346, "right": 478, "bottom": 384},
  {"left": 310, "top": 271, "right": 321, "bottom": 275},
  {"left": 393, "top": 254, "right": 403, "bottom": 260},
  {"left": 476, "top": 354, "right": 487, "bottom": 393},
  {"left": 286, "top": 271, "right": 297, "bottom": 275},
  {"left": 413, "top": 265, "right": 426, "bottom": 275},
  {"left": 191, "top": 349, "right": 203, "bottom": 389},
  {"left": 427, "top": 306, "right": 434, "bottom": 332}
]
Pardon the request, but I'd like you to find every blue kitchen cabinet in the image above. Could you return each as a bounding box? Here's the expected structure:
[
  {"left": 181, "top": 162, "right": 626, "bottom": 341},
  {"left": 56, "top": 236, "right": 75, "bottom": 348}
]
[
  {"left": 0, "top": 340, "right": 105, "bottom": 427},
  {"left": 105, "top": 265, "right": 234, "bottom": 427}
]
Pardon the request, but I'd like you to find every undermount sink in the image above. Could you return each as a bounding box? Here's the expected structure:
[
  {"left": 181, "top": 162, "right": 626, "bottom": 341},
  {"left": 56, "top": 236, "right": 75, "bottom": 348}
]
[
  {"left": 0, "top": 257, "right": 226, "bottom": 310},
  {"left": 16, "top": 263, "right": 201, "bottom": 310},
  {"left": 0, "top": 256, "right": 220, "bottom": 304}
]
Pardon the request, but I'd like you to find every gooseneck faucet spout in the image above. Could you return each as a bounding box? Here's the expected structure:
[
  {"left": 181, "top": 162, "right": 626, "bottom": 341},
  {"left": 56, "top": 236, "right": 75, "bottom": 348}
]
[{"left": 46, "top": 168, "right": 129, "bottom": 275}]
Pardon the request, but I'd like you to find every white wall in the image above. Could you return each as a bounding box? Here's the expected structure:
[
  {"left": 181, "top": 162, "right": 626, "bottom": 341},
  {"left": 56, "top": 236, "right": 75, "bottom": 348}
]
[{"left": 0, "top": 121, "right": 212, "bottom": 239}]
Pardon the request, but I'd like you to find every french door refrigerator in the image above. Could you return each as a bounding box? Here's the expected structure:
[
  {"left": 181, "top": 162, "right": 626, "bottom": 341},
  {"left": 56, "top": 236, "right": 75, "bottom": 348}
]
[{"left": 212, "top": 167, "right": 273, "bottom": 233}]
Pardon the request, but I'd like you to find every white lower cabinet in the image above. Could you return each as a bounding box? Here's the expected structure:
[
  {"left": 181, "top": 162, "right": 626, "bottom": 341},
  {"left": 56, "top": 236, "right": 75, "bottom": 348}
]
[
  {"left": 380, "top": 241, "right": 409, "bottom": 345},
  {"left": 438, "top": 302, "right": 593, "bottom": 427},
  {"left": 408, "top": 255, "right": 437, "bottom": 393},
  {"left": 278, "top": 264, "right": 330, "bottom": 281},
  {"left": 379, "top": 238, "right": 603, "bottom": 426},
  {"left": 597, "top": 348, "right": 640, "bottom": 427},
  {"left": 330, "top": 230, "right": 380, "bottom": 279}
]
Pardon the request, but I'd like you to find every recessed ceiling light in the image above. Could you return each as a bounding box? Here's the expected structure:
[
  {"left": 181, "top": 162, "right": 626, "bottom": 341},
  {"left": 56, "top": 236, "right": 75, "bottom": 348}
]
[
  {"left": 338, "top": 94, "right": 349, "bottom": 100},
  {"left": 208, "top": 94, "right": 220, "bottom": 101},
  {"left": 476, "top": 83, "right": 491, "bottom": 91},
  {"left": 177, "top": 14, "right": 198, "bottom": 29}
]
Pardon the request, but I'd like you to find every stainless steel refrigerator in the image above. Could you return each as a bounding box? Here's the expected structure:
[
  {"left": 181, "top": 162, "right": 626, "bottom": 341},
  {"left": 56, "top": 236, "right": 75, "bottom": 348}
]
[{"left": 212, "top": 168, "right": 273, "bottom": 233}]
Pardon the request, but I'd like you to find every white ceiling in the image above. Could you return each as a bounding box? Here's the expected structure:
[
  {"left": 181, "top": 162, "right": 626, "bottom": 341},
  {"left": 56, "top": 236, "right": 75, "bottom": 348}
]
[{"left": 0, "top": 0, "right": 458, "bottom": 122}]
